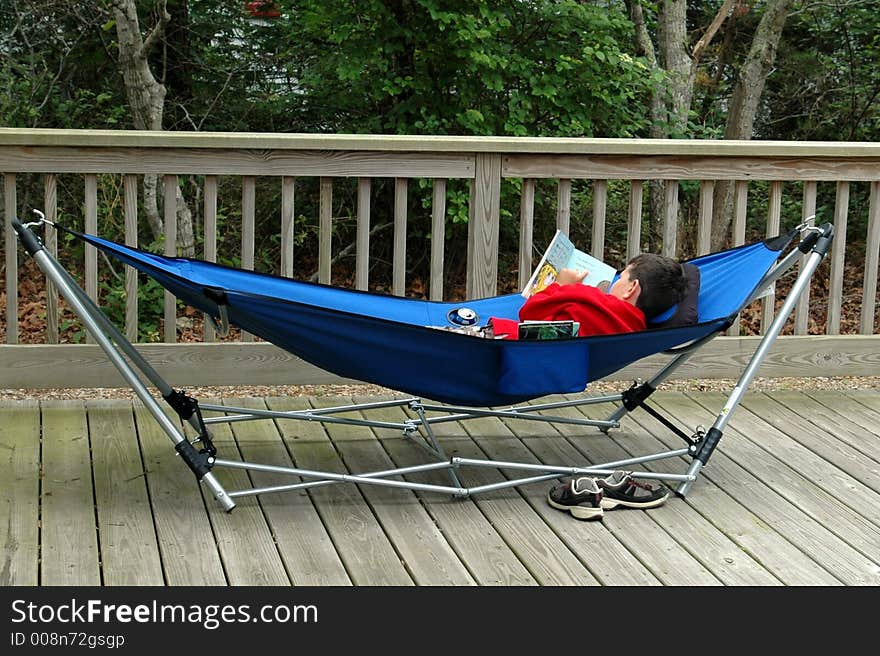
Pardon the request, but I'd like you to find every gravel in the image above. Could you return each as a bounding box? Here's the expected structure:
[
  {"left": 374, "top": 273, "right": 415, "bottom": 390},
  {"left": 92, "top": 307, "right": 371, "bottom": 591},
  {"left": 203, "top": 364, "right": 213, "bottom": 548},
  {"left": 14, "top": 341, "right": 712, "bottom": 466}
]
[{"left": 2, "top": 375, "right": 877, "bottom": 401}]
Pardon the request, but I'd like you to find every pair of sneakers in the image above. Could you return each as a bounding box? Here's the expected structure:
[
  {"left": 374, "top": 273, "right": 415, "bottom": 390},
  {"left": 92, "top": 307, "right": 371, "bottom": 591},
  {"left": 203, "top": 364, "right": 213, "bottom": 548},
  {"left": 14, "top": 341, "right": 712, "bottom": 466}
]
[{"left": 547, "top": 471, "right": 669, "bottom": 520}]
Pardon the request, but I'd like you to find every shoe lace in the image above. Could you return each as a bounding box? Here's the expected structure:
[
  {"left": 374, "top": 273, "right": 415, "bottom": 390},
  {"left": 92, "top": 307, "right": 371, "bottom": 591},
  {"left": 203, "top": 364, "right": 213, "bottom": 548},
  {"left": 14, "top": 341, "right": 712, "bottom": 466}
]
[{"left": 627, "top": 476, "right": 655, "bottom": 491}]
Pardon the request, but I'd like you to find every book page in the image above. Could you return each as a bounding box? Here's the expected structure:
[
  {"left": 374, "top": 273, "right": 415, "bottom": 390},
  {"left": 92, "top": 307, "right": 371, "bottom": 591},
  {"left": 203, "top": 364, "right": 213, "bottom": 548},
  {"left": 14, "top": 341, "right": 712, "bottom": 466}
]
[
  {"left": 522, "top": 230, "right": 617, "bottom": 297},
  {"left": 565, "top": 250, "right": 617, "bottom": 288}
]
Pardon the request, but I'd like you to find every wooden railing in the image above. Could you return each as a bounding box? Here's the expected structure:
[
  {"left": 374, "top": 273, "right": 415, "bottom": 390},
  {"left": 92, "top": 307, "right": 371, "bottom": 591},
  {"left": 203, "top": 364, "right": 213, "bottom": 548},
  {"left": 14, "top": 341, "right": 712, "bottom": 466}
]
[{"left": 1, "top": 128, "right": 878, "bottom": 388}]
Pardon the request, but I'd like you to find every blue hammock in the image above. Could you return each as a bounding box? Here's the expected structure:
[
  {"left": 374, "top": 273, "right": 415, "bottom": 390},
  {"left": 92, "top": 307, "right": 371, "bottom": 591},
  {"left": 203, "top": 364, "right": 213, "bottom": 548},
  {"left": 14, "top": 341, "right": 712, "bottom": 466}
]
[{"left": 68, "top": 230, "right": 792, "bottom": 407}]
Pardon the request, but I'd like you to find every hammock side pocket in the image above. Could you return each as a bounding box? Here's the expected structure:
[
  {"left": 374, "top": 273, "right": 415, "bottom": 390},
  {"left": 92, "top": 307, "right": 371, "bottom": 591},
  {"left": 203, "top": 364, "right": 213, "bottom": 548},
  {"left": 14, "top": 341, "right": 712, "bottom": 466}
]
[{"left": 498, "top": 341, "right": 588, "bottom": 397}]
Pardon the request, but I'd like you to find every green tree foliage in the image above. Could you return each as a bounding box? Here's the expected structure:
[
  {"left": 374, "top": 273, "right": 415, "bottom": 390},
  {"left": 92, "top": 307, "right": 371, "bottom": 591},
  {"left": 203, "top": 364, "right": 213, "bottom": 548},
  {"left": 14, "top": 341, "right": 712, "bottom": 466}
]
[
  {"left": 763, "top": 1, "right": 879, "bottom": 141},
  {"left": 270, "top": 0, "right": 658, "bottom": 138},
  {"left": 0, "top": 2, "right": 125, "bottom": 129}
]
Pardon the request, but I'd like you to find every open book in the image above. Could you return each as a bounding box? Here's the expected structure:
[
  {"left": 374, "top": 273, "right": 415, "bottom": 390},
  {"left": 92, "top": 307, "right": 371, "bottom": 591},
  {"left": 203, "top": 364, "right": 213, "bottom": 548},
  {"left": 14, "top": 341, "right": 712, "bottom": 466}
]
[{"left": 522, "top": 230, "right": 617, "bottom": 298}]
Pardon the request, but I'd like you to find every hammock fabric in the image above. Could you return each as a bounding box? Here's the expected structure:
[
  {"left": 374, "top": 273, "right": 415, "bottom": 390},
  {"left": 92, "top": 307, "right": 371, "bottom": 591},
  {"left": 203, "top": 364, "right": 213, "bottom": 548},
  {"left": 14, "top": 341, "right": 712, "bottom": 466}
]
[{"left": 66, "top": 229, "right": 793, "bottom": 407}]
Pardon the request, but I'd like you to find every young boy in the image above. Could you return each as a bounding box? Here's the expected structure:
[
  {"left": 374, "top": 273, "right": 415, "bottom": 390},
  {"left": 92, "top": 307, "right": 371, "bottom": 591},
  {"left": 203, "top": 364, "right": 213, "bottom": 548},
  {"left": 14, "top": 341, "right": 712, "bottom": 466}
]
[{"left": 495, "top": 253, "right": 688, "bottom": 338}]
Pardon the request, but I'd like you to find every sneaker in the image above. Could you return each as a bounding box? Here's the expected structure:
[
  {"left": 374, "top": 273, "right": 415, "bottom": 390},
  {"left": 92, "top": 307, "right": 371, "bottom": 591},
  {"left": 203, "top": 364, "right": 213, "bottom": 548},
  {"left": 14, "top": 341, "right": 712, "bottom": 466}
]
[
  {"left": 547, "top": 477, "right": 604, "bottom": 520},
  {"left": 598, "top": 471, "right": 669, "bottom": 510}
]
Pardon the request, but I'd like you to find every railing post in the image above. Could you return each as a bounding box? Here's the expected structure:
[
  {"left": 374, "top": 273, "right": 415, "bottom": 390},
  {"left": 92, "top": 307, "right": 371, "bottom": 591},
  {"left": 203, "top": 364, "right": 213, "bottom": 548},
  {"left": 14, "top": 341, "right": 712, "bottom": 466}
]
[
  {"left": 85, "top": 173, "right": 98, "bottom": 344},
  {"left": 123, "top": 174, "right": 138, "bottom": 342},
  {"left": 281, "top": 176, "right": 296, "bottom": 279},
  {"left": 393, "top": 177, "right": 407, "bottom": 296},
  {"left": 862, "top": 181, "right": 880, "bottom": 335},
  {"left": 163, "top": 174, "right": 177, "bottom": 344},
  {"left": 467, "top": 153, "right": 501, "bottom": 298},
  {"left": 827, "top": 181, "right": 849, "bottom": 335},
  {"left": 430, "top": 179, "right": 447, "bottom": 301},
  {"left": 627, "top": 180, "right": 643, "bottom": 262},
  {"left": 662, "top": 179, "right": 679, "bottom": 260},
  {"left": 518, "top": 178, "right": 536, "bottom": 291},
  {"left": 794, "top": 181, "right": 818, "bottom": 335},
  {"left": 44, "top": 174, "right": 58, "bottom": 344},
  {"left": 203, "top": 175, "right": 218, "bottom": 342},
  {"left": 591, "top": 179, "right": 607, "bottom": 260},
  {"left": 4, "top": 173, "right": 17, "bottom": 344},
  {"left": 356, "top": 177, "right": 370, "bottom": 291}
]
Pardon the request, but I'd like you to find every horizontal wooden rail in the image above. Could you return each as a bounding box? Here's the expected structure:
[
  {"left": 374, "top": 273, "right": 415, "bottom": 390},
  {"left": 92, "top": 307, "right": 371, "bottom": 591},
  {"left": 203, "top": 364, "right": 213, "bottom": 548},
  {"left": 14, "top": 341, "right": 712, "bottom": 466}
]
[
  {"left": 0, "top": 336, "right": 876, "bottom": 389},
  {"left": 3, "top": 128, "right": 880, "bottom": 157}
]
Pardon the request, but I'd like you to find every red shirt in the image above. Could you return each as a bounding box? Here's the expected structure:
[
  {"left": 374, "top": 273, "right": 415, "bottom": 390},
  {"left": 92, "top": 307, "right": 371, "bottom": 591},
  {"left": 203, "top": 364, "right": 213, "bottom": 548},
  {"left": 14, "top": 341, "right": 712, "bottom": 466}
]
[{"left": 491, "top": 283, "right": 646, "bottom": 339}]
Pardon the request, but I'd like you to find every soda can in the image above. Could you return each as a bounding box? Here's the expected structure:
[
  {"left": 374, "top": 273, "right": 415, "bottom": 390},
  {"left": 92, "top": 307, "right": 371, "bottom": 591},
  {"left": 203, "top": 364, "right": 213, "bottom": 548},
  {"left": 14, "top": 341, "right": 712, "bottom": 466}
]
[{"left": 447, "top": 307, "right": 479, "bottom": 326}]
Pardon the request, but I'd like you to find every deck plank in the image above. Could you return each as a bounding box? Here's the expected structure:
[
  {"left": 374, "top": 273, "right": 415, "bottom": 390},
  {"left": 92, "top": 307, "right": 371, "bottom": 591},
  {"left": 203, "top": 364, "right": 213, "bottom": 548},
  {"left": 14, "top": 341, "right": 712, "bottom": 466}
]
[
  {"left": 650, "top": 393, "right": 880, "bottom": 585},
  {"left": 359, "top": 398, "right": 539, "bottom": 586},
  {"left": 418, "top": 406, "right": 604, "bottom": 585},
  {"left": 227, "top": 397, "right": 351, "bottom": 586},
  {"left": 86, "top": 399, "right": 164, "bottom": 585},
  {"left": 496, "top": 405, "right": 727, "bottom": 586},
  {"left": 197, "top": 398, "right": 289, "bottom": 585},
  {"left": 804, "top": 391, "right": 880, "bottom": 440},
  {"left": 762, "top": 390, "right": 880, "bottom": 464},
  {"left": 267, "top": 397, "right": 413, "bottom": 586},
  {"left": 40, "top": 401, "right": 100, "bottom": 585},
  {"left": 572, "top": 398, "right": 839, "bottom": 586},
  {"left": 0, "top": 399, "right": 40, "bottom": 586},
  {"left": 317, "top": 397, "right": 475, "bottom": 586},
  {"left": 848, "top": 389, "right": 880, "bottom": 415},
  {"left": 529, "top": 398, "right": 783, "bottom": 586},
  {"left": 132, "top": 401, "right": 227, "bottom": 586},
  {"left": 697, "top": 392, "right": 880, "bottom": 520}
]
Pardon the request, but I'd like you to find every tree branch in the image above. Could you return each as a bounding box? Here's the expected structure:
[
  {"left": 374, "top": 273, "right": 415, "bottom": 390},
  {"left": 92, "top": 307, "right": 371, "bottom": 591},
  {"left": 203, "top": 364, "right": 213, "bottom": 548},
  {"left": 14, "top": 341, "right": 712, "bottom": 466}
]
[
  {"left": 624, "top": 0, "right": 656, "bottom": 61},
  {"left": 197, "top": 69, "right": 238, "bottom": 131},
  {"left": 141, "top": 0, "right": 171, "bottom": 57},
  {"left": 691, "top": 0, "right": 739, "bottom": 66}
]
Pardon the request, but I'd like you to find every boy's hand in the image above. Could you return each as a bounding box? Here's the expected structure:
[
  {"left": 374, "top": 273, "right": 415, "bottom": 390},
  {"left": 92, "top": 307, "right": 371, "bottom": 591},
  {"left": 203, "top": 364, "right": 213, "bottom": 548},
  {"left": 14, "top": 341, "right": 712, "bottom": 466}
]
[{"left": 556, "top": 268, "right": 588, "bottom": 285}]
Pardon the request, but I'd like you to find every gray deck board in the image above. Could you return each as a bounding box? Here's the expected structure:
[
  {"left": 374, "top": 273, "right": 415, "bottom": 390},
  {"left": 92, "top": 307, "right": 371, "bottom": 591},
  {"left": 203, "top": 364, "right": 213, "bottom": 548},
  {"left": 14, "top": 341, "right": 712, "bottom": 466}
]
[
  {"left": 265, "top": 397, "right": 413, "bottom": 586},
  {"left": 200, "top": 398, "right": 290, "bottom": 586},
  {"left": 650, "top": 393, "right": 880, "bottom": 585},
  {"left": 362, "top": 399, "right": 540, "bottom": 586},
  {"left": 570, "top": 399, "right": 839, "bottom": 585},
  {"left": 418, "top": 410, "right": 602, "bottom": 585},
  {"left": 231, "top": 397, "right": 351, "bottom": 586},
  {"left": 317, "top": 397, "right": 475, "bottom": 586},
  {"left": 86, "top": 399, "right": 165, "bottom": 585},
  {"left": 0, "top": 400, "right": 40, "bottom": 586},
  {"left": 132, "top": 401, "right": 227, "bottom": 586},
  {"left": 40, "top": 401, "right": 100, "bottom": 586},
  {"left": 4, "top": 390, "right": 880, "bottom": 586},
  {"left": 537, "top": 398, "right": 782, "bottom": 585}
]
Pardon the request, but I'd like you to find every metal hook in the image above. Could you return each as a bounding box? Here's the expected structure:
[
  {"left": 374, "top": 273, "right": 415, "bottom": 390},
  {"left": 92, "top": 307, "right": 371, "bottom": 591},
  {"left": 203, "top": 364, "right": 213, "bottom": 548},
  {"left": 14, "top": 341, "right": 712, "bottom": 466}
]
[
  {"left": 22, "top": 208, "right": 48, "bottom": 230},
  {"left": 794, "top": 214, "right": 819, "bottom": 234}
]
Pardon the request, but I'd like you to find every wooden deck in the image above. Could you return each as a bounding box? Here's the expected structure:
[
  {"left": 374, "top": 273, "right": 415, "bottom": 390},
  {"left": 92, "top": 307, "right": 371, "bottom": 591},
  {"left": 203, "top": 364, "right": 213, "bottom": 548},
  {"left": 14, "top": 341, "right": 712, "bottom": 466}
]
[{"left": 2, "top": 389, "right": 879, "bottom": 586}]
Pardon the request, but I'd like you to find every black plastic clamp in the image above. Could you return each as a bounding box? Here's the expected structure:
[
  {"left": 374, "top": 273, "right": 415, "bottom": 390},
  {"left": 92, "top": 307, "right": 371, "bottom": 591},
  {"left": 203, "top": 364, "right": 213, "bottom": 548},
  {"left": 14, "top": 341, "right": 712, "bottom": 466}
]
[
  {"left": 12, "top": 220, "right": 45, "bottom": 256},
  {"left": 163, "top": 389, "right": 216, "bottom": 458},
  {"left": 812, "top": 223, "right": 834, "bottom": 257},
  {"left": 164, "top": 389, "right": 199, "bottom": 420},
  {"left": 693, "top": 427, "right": 723, "bottom": 465},
  {"left": 175, "top": 439, "right": 215, "bottom": 479},
  {"left": 622, "top": 381, "right": 656, "bottom": 411}
]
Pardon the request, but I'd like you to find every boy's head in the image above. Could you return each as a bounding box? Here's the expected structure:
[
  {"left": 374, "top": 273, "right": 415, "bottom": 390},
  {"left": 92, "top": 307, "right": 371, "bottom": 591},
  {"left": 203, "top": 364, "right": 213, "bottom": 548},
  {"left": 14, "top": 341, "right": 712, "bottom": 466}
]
[{"left": 609, "top": 253, "right": 688, "bottom": 319}]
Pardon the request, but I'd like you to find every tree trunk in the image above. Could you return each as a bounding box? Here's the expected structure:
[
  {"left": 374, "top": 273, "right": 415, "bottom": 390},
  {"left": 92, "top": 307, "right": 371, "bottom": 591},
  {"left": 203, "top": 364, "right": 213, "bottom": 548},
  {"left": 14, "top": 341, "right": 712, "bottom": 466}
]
[
  {"left": 625, "top": 0, "right": 667, "bottom": 251},
  {"left": 110, "top": 0, "right": 195, "bottom": 256},
  {"left": 711, "top": 0, "right": 796, "bottom": 248},
  {"left": 658, "top": 0, "right": 693, "bottom": 135}
]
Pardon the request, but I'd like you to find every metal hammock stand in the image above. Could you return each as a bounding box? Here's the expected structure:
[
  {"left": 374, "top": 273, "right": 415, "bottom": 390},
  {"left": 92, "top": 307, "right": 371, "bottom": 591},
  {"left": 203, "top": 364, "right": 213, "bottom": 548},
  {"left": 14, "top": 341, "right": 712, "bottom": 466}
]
[{"left": 12, "top": 215, "right": 833, "bottom": 512}]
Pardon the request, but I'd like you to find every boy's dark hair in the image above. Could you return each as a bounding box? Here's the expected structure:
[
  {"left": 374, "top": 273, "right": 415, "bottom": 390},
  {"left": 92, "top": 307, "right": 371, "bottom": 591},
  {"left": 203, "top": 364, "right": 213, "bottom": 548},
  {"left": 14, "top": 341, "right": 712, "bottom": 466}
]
[{"left": 627, "top": 253, "right": 688, "bottom": 319}]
